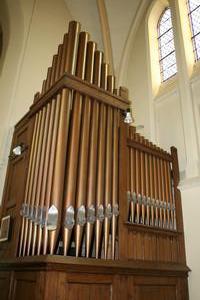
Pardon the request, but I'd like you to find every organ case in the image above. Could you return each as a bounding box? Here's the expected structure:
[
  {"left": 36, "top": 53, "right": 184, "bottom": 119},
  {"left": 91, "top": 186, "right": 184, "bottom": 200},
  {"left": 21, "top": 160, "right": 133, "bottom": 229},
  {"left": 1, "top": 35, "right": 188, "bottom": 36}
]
[{"left": 0, "top": 20, "right": 189, "bottom": 300}]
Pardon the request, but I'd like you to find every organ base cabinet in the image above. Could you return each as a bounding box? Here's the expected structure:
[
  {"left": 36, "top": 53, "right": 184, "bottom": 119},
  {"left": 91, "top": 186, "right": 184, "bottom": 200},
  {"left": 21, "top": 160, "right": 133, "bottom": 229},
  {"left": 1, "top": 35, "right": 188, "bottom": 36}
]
[{"left": 0, "top": 256, "right": 189, "bottom": 300}]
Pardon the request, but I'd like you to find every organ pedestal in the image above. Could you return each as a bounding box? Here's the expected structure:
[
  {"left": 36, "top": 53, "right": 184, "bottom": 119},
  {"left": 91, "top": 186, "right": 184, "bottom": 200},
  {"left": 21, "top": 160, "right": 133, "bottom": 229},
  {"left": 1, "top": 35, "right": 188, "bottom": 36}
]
[{"left": 0, "top": 21, "right": 189, "bottom": 300}]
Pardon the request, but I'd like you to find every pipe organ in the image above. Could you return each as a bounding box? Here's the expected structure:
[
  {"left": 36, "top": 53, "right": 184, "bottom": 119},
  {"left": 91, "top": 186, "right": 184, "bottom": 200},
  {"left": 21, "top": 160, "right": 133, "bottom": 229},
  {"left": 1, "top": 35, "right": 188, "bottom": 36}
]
[{"left": 0, "top": 21, "right": 189, "bottom": 300}]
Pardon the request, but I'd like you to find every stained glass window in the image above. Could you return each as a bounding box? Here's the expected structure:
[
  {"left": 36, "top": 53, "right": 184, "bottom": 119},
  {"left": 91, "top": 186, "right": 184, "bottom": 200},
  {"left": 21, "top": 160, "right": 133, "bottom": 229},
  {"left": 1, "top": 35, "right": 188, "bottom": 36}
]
[
  {"left": 187, "top": 0, "right": 200, "bottom": 61},
  {"left": 158, "top": 8, "right": 177, "bottom": 82}
]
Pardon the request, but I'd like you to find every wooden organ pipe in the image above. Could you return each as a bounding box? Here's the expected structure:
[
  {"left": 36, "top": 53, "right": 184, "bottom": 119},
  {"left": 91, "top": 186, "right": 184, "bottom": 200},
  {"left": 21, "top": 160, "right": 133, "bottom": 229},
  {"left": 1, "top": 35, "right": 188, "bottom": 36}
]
[
  {"left": 55, "top": 44, "right": 63, "bottom": 81},
  {"left": 104, "top": 75, "right": 114, "bottom": 259},
  {"left": 50, "top": 34, "right": 78, "bottom": 254},
  {"left": 31, "top": 48, "right": 60, "bottom": 256},
  {"left": 63, "top": 28, "right": 88, "bottom": 256},
  {"left": 156, "top": 150, "right": 162, "bottom": 228},
  {"left": 50, "top": 55, "right": 58, "bottom": 86},
  {"left": 61, "top": 34, "right": 68, "bottom": 75},
  {"left": 148, "top": 142, "right": 154, "bottom": 227},
  {"left": 144, "top": 139, "right": 150, "bottom": 226},
  {"left": 41, "top": 80, "right": 46, "bottom": 95},
  {"left": 95, "top": 59, "right": 107, "bottom": 259},
  {"left": 21, "top": 111, "right": 42, "bottom": 256},
  {"left": 18, "top": 113, "right": 39, "bottom": 256},
  {"left": 167, "top": 162, "right": 175, "bottom": 230},
  {"left": 139, "top": 136, "right": 146, "bottom": 225},
  {"left": 45, "top": 67, "right": 52, "bottom": 91},
  {"left": 42, "top": 96, "right": 61, "bottom": 255},
  {"left": 85, "top": 50, "right": 102, "bottom": 258},
  {"left": 36, "top": 101, "right": 55, "bottom": 255},
  {"left": 112, "top": 109, "right": 119, "bottom": 259},
  {"left": 135, "top": 133, "right": 141, "bottom": 224},
  {"left": 36, "top": 40, "right": 65, "bottom": 256},
  {"left": 129, "top": 127, "right": 136, "bottom": 223},
  {"left": 152, "top": 146, "right": 159, "bottom": 227},
  {"left": 127, "top": 128, "right": 131, "bottom": 221},
  {"left": 26, "top": 107, "right": 47, "bottom": 256},
  {"left": 75, "top": 41, "right": 96, "bottom": 258},
  {"left": 164, "top": 160, "right": 170, "bottom": 229},
  {"left": 31, "top": 104, "right": 51, "bottom": 255},
  {"left": 22, "top": 112, "right": 43, "bottom": 256},
  {"left": 160, "top": 157, "right": 167, "bottom": 228}
]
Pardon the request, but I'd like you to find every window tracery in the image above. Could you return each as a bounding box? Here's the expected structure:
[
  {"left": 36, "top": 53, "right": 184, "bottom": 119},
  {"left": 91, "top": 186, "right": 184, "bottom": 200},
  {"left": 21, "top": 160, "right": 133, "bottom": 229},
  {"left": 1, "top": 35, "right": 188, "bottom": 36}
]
[
  {"left": 187, "top": 0, "right": 200, "bottom": 61},
  {"left": 157, "top": 8, "right": 177, "bottom": 82}
]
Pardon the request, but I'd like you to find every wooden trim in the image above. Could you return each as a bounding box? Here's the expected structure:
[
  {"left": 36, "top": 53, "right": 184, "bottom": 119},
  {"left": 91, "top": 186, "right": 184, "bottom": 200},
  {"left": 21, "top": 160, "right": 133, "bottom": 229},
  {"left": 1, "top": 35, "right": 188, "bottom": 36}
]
[
  {"left": 29, "top": 73, "right": 130, "bottom": 117},
  {"left": 125, "top": 222, "right": 181, "bottom": 237},
  {"left": 127, "top": 138, "right": 172, "bottom": 162},
  {"left": 0, "top": 256, "right": 190, "bottom": 276}
]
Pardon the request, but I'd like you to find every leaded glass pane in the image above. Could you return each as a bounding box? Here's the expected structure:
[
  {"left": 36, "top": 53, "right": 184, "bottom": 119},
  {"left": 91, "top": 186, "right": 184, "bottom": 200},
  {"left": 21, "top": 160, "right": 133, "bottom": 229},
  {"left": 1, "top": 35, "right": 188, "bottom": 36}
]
[
  {"left": 162, "top": 64, "right": 177, "bottom": 82},
  {"left": 190, "top": 6, "right": 200, "bottom": 35},
  {"left": 187, "top": 0, "right": 200, "bottom": 61},
  {"left": 158, "top": 8, "right": 177, "bottom": 82},
  {"left": 194, "top": 33, "right": 200, "bottom": 59},
  {"left": 188, "top": 0, "right": 200, "bottom": 11}
]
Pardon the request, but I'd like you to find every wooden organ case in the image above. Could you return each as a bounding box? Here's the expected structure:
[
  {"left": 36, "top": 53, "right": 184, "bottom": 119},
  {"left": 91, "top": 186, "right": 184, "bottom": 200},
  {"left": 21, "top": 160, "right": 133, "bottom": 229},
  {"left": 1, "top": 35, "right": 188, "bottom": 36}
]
[{"left": 0, "top": 21, "right": 189, "bottom": 300}]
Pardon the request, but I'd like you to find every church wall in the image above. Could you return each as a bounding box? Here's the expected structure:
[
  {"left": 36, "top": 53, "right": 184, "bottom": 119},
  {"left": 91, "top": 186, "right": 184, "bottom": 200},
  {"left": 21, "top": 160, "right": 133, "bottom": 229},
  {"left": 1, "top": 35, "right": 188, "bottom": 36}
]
[
  {"left": 0, "top": 0, "right": 72, "bottom": 201},
  {"left": 181, "top": 185, "right": 200, "bottom": 300},
  {"left": 126, "top": 20, "right": 151, "bottom": 139}
]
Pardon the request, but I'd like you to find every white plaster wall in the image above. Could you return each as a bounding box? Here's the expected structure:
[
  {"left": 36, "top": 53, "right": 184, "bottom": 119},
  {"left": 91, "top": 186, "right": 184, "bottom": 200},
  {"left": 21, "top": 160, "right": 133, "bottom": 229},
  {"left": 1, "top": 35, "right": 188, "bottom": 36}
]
[
  {"left": 155, "top": 89, "right": 186, "bottom": 172},
  {"left": 190, "top": 74, "right": 200, "bottom": 149},
  {"left": 126, "top": 19, "right": 151, "bottom": 139},
  {"left": 181, "top": 185, "right": 200, "bottom": 300},
  {"left": 0, "top": 0, "right": 35, "bottom": 201}
]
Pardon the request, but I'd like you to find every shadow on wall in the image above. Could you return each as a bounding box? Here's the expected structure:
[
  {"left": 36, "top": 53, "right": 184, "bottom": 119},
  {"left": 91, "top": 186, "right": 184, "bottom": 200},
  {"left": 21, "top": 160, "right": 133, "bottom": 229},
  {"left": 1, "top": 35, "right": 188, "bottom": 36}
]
[
  {"left": 0, "top": 0, "right": 24, "bottom": 77},
  {"left": 0, "top": 0, "right": 24, "bottom": 202},
  {"left": 0, "top": 0, "right": 9, "bottom": 76}
]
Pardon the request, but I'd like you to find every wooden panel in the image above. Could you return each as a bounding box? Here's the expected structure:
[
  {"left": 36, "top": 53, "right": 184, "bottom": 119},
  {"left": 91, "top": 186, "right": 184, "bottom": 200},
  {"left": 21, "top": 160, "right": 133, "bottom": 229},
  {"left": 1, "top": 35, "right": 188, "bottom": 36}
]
[
  {"left": 12, "top": 272, "right": 37, "bottom": 300},
  {"left": 135, "top": 285, "right": 176, "bottom": 300},
  {"left": 0, "top": 119, "right": 33, "bottom": 258},
  {"left": 0, "top": 262, "right": 189, "bottom": 300},
  {"left": 67, "top": 282, "right": 112, "bottom": 300},
  {"left": 126, "top": 226, "right": 180, "bottom": 263},
  {"left": 132, "top": 276, "right": 180, "bottom": 300},
  {"left": 0, "top": 271, "right": 11, "bottom": 300}
]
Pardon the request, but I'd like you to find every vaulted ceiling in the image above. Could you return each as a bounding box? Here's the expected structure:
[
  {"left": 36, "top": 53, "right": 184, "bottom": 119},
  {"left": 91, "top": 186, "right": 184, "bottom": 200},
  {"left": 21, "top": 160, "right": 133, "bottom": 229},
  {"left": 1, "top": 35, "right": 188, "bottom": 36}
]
[{"left": 65, "top": 0, "right": 143, "bottom": 75}]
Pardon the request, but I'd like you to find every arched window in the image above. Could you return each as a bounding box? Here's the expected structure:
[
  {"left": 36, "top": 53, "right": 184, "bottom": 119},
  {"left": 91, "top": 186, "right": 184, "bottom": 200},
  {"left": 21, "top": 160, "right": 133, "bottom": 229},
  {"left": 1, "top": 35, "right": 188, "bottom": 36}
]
[
  {"left": 158, "top": 8, "right": 177, "bottom": 82},
  {"left": 187, "top": 0, "right": 200, "bottom": 61}
]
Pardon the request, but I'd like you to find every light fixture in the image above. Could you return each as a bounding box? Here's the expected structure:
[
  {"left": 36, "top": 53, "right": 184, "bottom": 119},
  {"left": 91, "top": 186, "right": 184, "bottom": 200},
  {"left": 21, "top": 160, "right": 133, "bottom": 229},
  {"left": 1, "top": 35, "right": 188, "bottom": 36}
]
[{"left": 124, "top": 108, "right": 133, "bottom": 124}]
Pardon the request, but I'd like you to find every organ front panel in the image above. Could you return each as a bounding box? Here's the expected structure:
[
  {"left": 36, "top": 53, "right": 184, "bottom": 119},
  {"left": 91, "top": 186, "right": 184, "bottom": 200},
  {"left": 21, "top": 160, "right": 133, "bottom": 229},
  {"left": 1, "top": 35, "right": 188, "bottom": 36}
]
[{"left": 0, "top": 20, "right": 189, "bottom": 300}]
